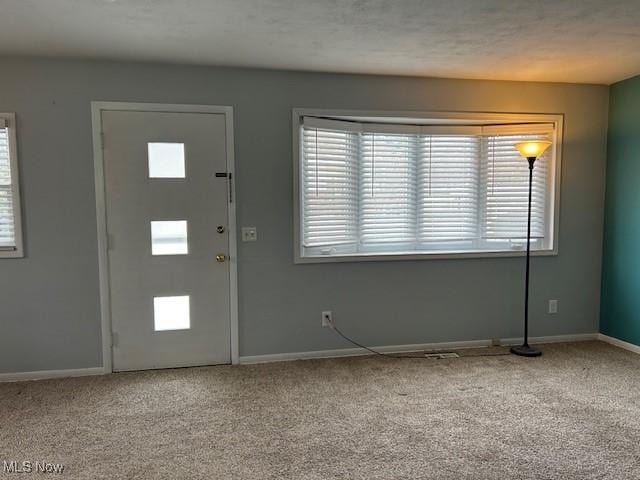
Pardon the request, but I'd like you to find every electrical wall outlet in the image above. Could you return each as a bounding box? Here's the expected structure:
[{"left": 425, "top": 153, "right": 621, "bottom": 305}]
[
  {"left": 241, "top": 227, "right": 257, "bottom": 242},
  {"left": 321, "top": 310, "right": 333, "bottom": 328},
  {"left": 548, "top": 299, "right": 558, "bottom": 314}
]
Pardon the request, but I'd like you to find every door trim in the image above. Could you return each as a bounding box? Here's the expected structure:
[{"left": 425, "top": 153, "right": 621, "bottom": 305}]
[{"left": 91, "top": 101, "right": 239, "bottom": 372}]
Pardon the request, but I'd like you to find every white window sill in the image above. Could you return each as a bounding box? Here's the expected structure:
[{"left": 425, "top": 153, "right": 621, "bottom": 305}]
[
  {"left": 295, "top": 248, "right": 558, "bottom": 264},
  {"left": 0, "top": 248, "right": 24, "bottom": 259}
]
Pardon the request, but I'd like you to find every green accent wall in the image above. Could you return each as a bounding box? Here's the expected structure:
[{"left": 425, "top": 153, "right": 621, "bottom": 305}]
[{"left": 601, "top": 75, "right": 640, "bottom": 346}]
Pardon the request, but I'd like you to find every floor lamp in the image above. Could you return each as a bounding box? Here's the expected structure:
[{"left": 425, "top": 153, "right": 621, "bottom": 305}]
[{"left": 510, "top": 140, "right": 552, "bottom": 357}]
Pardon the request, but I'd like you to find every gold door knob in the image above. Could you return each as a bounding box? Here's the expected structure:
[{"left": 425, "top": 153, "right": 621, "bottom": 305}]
[{"left": 216, "top": 254, "right": 226, "bottom": 262}]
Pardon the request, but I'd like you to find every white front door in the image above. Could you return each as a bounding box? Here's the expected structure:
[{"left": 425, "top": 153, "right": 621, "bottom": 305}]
[{"left": 101, "top": 109, "right": 232, "bottom": 371}]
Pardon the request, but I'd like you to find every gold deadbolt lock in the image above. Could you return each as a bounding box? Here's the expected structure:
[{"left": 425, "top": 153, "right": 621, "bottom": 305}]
[
  {"left": 216, "top": 254, "right": 226, "bottom": 263},
  {"left": 217, "top": 226, "right": 225, "bottom": 234}
]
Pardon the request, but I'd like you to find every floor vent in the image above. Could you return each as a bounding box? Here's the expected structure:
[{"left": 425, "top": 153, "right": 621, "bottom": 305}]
[{"left": 424, "top": 352, "right": 460, "bottom": 359}]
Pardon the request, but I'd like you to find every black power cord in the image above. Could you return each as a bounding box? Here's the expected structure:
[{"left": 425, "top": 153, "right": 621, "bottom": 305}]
[{"left": 330, "top": 323, "right": 511, "bottom": 359}]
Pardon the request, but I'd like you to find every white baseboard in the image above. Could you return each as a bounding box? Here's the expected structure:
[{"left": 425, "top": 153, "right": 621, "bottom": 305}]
[
  {"left": 597, "top": 333, "right": 640, "bottom": 354},
  {"left": 0, "top": 333, "right": 606, "bottom": 378},
  {"left": 503, "top": 333, "right": 598, "bottom": 346},
  {"left": 0, "top": 367, "right": 106, "bottom": 383},
  {"left": 239, "top": 333, "right": 598, "bottom": 365}
]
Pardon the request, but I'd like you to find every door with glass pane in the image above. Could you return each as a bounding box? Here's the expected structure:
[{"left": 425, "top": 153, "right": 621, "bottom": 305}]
[{"left": 102, "top": 110, "right": 231, "bottom": 371}]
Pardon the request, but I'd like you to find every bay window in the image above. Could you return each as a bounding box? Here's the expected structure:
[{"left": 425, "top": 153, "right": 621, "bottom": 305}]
[{"left": 294, "top": 110, "right": 561, "bottom": 262}]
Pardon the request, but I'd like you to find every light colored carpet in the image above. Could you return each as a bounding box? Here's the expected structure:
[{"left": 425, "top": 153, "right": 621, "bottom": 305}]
[{"left": 1, "top": 341, "right": 640, "bottom": 479}]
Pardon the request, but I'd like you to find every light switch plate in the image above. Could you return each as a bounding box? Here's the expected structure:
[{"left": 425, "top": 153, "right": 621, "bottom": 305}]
[{"left": 242, "top": 227, "right": 257, "bottom": 242}]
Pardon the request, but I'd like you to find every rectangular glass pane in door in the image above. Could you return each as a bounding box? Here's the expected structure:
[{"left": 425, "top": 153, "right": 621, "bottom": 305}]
[
  {"left": 148, "top": 142, "right": 185, "bottom": 178},
  {"left": 151, "top": 220, "right": 189, "bottom": 255},
  {"left": 154, "top": 295, "right": 190, "bottom": 331}
]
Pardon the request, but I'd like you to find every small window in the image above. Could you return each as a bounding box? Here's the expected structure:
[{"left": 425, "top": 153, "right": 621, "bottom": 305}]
[
  {"left": 148, "top": 142, "right": 185, "bottom": 178},
  {"left": 0, "top": 113, "right": 23, "bottom": 258},
  {"left": 154, "top": 295, "right": 190, "bottom": 331},
  {"left": 150, "top": 220, "right": 188, "bottom": 255},
  {"left": 294, "top": 110, "right": 562, "bottom": 262}
]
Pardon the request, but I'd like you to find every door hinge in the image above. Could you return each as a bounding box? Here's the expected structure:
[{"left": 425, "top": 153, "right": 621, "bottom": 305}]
[
  {"left": 111, "top": 332, "right": 119, "bottom": 348},
  {"left": 100, "top": 131, "right": 105, "bottom": 149}
]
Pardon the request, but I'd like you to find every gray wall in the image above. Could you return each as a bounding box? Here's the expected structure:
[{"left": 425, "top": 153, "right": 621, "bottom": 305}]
[{"left": 0, "top": 57, "right": 609, "bottom": 372}]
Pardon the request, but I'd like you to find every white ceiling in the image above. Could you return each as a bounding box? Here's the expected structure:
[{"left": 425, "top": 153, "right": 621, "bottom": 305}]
[{"left": 1, "top": 0, "right": 639, "bottom": 85}]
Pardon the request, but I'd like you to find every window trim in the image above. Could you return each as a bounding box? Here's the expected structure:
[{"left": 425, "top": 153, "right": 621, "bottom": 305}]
[
  {"left": 292, "top": 109, "right": 563, "bottom": 264},
  {"left": 0, "top": 112, "right": 24, "bottom": 258}
]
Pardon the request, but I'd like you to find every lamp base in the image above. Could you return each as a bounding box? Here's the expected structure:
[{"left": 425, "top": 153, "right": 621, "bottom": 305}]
[{"left": 510, "top": 344, "right": 542, "bottom": 357}]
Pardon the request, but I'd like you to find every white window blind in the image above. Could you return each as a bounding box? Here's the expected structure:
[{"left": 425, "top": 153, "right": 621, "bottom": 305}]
[
  {"left": 0, "top": 125, "right": 16, "bottom": 249},
  {"left": 301, "top": 127, "right": 358, "bottom": 250},
  {"left": 482, "top": 133, "right": 550, "bottom": 241},
  {"left": 418, "top": 135, "right": 479, "bottom": 244},
  {"left": 298, "top": 116, "right": 557, "bottom": 259},
  {"left": 360, "top": 133, "right": 417, "bottom": 247}
]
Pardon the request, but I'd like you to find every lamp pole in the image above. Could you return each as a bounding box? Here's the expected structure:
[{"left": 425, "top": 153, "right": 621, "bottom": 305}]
[
  {"left": 510, "top": 157, "right": 541, "bottom": 357},
  {"left": 510, "top": 140, "right": 551, "bottom": 358}
]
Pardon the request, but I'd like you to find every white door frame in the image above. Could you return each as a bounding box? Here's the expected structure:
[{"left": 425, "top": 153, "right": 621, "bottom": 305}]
[{"left": 91, "top": 101, "right": 239, "bottom": 372}]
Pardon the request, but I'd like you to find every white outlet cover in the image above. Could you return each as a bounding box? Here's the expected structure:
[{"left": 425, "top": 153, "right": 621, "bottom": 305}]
[
  {"left": 241, "top": 227, "right": 257, "bottom": 242},
  {"left": 548, "top": 299, "right": 558, "bottom": 314}
]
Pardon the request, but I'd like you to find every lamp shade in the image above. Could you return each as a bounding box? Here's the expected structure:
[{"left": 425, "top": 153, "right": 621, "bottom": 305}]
[{"left": 514, "top": 140, "right": 552, "bottom": 159}]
